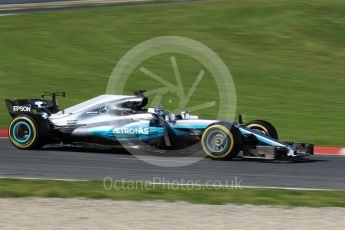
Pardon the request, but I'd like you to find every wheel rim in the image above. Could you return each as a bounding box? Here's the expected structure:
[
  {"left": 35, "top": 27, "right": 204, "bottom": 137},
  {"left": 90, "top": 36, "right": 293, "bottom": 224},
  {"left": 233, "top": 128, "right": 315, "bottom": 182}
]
[
  {"left": 247, "top": 124, "right": 268, "bottom": 135},
  {"left": 253, "top": 128, "right": 266, "bottom": 135},
  {"left": 12, "top": 121, "right": 32, "bottom": 143},
  {"left": 205, "top": 130, "right": 229, "bottom": 154}
]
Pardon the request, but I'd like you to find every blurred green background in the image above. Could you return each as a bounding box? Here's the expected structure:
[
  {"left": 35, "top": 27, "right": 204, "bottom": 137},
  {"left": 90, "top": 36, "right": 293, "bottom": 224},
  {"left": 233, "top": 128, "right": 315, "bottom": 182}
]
[{"left": 0, "top": 0, "right": 344, "bottom": 145}]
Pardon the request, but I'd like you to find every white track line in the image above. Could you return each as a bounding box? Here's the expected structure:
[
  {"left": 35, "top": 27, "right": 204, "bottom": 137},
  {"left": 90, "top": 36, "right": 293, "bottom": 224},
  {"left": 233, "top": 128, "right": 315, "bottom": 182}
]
[
  {"left": 0, "top": 176, "right": 87, "bottom": 182},
  {"left": 0, "top": 176, "right": 341, "bottom": 191},
  {"left": 150, "top": 182, "right": 341, "bottom": 191},
  {"left": 0, "top": 0, "right": 150, "bottom": 10},
  {"left": 0, "top": 13, "right": 16, "bottom": 16}
]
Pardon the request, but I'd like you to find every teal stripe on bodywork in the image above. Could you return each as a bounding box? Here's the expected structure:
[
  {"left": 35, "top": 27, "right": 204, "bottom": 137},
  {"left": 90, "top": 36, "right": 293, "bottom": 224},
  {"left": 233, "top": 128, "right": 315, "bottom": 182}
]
[{"left": 89, "top": 123, "right": 209, "bottom": 142}]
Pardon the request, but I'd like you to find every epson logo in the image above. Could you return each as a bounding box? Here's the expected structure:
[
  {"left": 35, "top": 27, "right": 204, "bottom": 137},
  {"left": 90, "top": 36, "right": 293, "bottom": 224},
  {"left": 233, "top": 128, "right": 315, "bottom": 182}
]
[
  {"left": 13, "top": 106, "right": 31, "bottom": 112},
  {"left": 113, "top": 127, "right": 149, "bottom": 135}
]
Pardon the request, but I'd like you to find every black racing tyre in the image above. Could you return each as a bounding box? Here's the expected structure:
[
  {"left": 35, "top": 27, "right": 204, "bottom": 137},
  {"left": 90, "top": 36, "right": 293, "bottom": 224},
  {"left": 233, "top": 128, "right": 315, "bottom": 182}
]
[
  {"left": 201, "top": 122, "right": 241, "bottom": 160},
  {"left": 246, "top": 120, "right": 278, "bottom": 139},
  {"left": 8, "top": 115, "right": 49, "bottom": 150}
]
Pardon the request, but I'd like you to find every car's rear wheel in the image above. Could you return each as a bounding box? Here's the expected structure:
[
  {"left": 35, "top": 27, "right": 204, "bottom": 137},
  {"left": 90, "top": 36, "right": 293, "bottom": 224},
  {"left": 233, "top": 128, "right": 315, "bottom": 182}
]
[
  {"left": 246, "top": 120, "right": 278, "bottom": 139},
  {"left": 8, "top": 115, "right": 49, "bottom": 150},
  {"left": 201, "top": 122, "right": 241, "bottom": 160}
]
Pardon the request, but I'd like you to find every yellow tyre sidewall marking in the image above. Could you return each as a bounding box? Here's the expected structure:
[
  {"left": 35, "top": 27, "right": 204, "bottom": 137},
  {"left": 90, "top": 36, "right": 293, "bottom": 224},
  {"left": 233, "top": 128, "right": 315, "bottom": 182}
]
[
  {"left": 247, "top": 124, "right": 268, "bottom": 133},
  {"left": 9, "top": 117, "right": 37, "bottom": 149},
  {"left": 201, "top": 125, "right": 234, "bottom": 159}
]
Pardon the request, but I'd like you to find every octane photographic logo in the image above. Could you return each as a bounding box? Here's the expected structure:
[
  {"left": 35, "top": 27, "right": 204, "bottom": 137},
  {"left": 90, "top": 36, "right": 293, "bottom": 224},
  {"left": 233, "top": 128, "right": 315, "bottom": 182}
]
[{"left": 107, "top": 36, "right": 236, "bottom": 167}]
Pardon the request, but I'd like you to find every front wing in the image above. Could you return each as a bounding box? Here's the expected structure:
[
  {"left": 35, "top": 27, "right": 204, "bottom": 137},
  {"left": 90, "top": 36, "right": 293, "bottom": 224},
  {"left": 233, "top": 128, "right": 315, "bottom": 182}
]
[{"left": 239, "top": 126, "right": 314, "bottom": 159}]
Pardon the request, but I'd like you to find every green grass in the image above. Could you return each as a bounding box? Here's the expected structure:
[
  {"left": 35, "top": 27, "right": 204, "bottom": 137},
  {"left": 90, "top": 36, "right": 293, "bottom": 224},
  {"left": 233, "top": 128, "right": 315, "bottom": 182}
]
[
  {"left": 0, "top": 0, "right": 344, "bottom": 145},
  {"left": 0, "top": 178, "right": 345, "bottom": 207}
]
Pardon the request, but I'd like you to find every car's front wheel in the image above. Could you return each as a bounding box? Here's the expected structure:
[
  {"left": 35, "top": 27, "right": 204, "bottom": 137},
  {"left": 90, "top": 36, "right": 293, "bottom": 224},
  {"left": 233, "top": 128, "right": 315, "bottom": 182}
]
[
  {"left": 8, "top": 115, "right": 49, "bottom": 150},
  {"left": 201, "top": 122, "right": 241, "bottom": 160}
]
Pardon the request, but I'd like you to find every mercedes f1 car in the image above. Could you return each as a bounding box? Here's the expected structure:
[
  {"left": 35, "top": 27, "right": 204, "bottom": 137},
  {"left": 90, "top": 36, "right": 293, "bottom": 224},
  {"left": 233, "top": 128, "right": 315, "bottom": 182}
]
[{"left": 5, "top": 91, "right": 313, "bottom": 160}]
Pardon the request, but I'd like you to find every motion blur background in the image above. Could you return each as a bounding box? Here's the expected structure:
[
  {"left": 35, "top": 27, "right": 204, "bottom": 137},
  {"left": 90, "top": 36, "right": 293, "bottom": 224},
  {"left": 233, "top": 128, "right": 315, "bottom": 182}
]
[{"left": 0, "top": 0, "right": 344, "bottom": 146}]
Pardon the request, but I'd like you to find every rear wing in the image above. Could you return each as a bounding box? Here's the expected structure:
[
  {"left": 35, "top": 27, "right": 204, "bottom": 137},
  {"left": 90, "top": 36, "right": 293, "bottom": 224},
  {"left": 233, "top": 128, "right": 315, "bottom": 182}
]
[
  {"left": 4, "top": 92, "right": 66, "bottom": 118},
  {"left": 5, "top": 99, "right": 32, "bottom": 117}
]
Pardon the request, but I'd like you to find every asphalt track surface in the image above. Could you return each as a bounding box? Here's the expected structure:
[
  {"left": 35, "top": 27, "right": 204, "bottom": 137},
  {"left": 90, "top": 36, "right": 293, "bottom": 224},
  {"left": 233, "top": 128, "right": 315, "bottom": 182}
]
[
  {"left": 1, "top": 139, "right": 345, "bottom": 189},
  {"left": 0, "top": 0, "right": 200, "bottom": 15}
]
